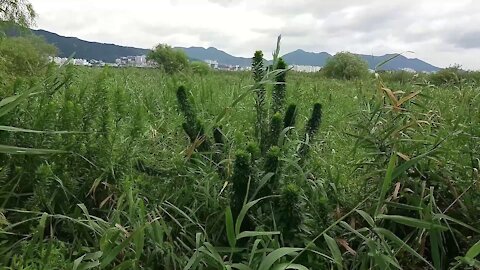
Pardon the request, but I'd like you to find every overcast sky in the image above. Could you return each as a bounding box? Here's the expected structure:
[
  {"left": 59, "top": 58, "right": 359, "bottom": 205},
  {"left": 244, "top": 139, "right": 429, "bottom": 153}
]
[{"left": 32, "top": 0, "right": 479, "bottom": 69}]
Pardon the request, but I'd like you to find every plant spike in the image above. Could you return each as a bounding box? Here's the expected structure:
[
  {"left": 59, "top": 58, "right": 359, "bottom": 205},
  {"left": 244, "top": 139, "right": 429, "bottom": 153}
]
[
  {"left": 271, "top": 57, "right": 287, "bottom": 115},
  {"left": 283, "top": 104, "right": 297, "bottom": 128},
  {"left": 252, "top": 50, "right": 267, "bottom": 149},
  {"left": 277, "top": 183, "right": 303, "bottom": 242},
  {"left": 299, "top": 103, "right": 322, "bottom": 162},
  {"left": 231, "top": 151, "right": 253, "bottom": 218},
  {"left": 258, "top": 146, "right": 281, "bottom": 198},
  {"left": 176, "top": 86, "right": 210, "bottom": 151},
  {"left": 266, "top": 112, "right": 282, "bottom": 151},
  {"left": 213, "top": 126, "right": 226, "bottom": 177}
]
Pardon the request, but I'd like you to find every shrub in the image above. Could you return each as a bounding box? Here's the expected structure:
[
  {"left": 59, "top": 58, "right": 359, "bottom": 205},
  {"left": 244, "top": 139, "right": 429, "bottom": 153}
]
[
  {"left": 147, "top": 44, "right": 189, "bottom": 74},
  {"left": 323, "top": 51, "right": 369, "bottom": 80},
  {"left": 429, "top": 64, "right": 464, "bottom": 86},
  {"left": 190, "top": 61, "right": 211, "bottom": 75},
  {"left": 0, "top": 35, "right": 56, "bottom": 89}
]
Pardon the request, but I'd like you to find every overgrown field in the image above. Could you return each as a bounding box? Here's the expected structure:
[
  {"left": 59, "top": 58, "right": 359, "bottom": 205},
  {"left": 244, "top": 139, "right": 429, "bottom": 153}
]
[{"left": 1, "top": 61, "right": 480, "bottom": 269}]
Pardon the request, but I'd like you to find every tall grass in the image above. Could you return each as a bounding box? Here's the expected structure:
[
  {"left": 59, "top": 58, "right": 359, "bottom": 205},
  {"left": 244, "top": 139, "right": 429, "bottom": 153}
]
[{"left": 0, "top": 43, "right": 479, "bottom": 269}]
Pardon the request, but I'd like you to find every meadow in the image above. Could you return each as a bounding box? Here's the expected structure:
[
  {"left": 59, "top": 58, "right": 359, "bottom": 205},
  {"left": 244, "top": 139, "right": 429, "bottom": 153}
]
[{"left": 1, "top": 58, "right": 480, "bottom": 269}]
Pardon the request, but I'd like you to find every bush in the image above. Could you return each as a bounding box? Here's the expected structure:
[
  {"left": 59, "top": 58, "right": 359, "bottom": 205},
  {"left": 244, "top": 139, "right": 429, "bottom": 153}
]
[
  {"left": 323, "top": 51, "right": 369, "bottom": 80},
  {"left": 190, "top": 61, "right": 211, "bottom": 75},
  {"left": 0, "top": 35, "right": 56, "bottom": 89},
  {"left": 147, "top": 44, "right": 189, "bottom": 74}
]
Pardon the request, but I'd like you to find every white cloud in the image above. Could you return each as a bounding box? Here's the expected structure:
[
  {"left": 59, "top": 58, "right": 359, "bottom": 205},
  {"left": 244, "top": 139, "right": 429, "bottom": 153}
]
[{"left": 33, "top": 0, "right": 480, "bottom": 69}]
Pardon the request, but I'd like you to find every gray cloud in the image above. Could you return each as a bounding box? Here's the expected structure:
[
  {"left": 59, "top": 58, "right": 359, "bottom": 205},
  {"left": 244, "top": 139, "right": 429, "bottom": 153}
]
[{"left": 450, "top": 31, "right": 480, "bottom": 49}]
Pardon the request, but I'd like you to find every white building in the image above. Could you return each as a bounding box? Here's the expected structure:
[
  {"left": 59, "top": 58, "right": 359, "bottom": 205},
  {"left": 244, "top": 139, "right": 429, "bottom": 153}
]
[
  {"left": 204, "top": 60, "right": 219, "bottom": 69},
  {"left": 290, "top": 65, "right": 322, "bottom": 73}
]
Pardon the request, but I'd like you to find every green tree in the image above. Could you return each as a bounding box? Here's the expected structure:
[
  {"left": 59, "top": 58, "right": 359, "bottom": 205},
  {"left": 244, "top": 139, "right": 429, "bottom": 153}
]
[
  {"left": 0, "top": 35, "right": 56, "bottom": 88},
  {"left": 147, "top": 44, "right": 189, "bottom": 74},
  {"left": 323, "top": 51, "right": 369, "bottom": 80},
  {"left": 0, "top": 0, "right": 36, "bottom": 28}
]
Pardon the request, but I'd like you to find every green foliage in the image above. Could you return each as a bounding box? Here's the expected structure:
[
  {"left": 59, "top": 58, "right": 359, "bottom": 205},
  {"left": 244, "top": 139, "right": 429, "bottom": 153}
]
[
  {"left": 323, "top": 51, "right": 369, "bottom": 80},
  {"left": 190, "top": 61, "right": 211, "bottom": 75},
  {"left": 147, "top": 43, "right": 189, "bottom": 74},
  {"left": 0, "top": 35, "right": 56, "bottom": 88},
  {"left": 0, "top": 38, "right": 479, "bottom": 270},
  {"left": 0, "top": 0, "right": 36, "bottom": 28},
  {"left": 429, "top": 64, "right": 463, "bottom": 86}
]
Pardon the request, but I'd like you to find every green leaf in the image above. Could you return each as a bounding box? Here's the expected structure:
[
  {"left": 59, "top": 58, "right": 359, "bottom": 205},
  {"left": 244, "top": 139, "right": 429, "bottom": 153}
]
[
  {"left": 0, "top": 144, "right": 67, "bottom": 155},
  {"left": 465, "top": 240, "right": 480, "bottom": 260},
  {"left": 231, "top": 263, "right": 252, "bottom": 270},
  {"left": 184, "top": 251, "right": 200, "bottom": 270},
  {"left": 100, "top": 227, "right": 144, "bottom": 268},
  {"left": 430, "top": 229, "right": 442, "bottom": 270},
  {"left": 200, "top": 242, "right": 225, "bottom": 267},
  {"left": 375, "top": 154, "right": 397, "bottom": 217},
  {"left": 133, "top": 226, "right": 145, "bottom": 260},
  {"left": 250, "top": 172, "right": 274, "bottom": 200},
  {"left": 235, "top": 196, "right": 275, "bottom": 236},
  {"left": 0, "top": 90, "right": 40, "bottom": 118},
  {"left": 77, "top": 261, "right": 101, "bottom": 270},
  {"left": 272, "top": 263, "right": 309, "bottom": 270},
  {"left": 258, "top": 248, "right": 302, "bottom": 270},
  {"left": 0, "top": 125, "right": 86, "bottom": 134},
  {"left": 374, "top": 228, "right": 434, "bottom": 269},
  {"left": 249, "top": 239, "right": 262, "bottom": 266},
  {"left": 377, "top": 214, "right": 448, "bottom": 230},
  {"left": 356, "top": 209, "right": 374, "bottom": 227},
  {"left": 236, "top": 231, "right": 280, "bottom": 240},
  {"left": 225, "top": 207, "right": 236, "bottom": 248},
  {"left": 324, "top": 234, "right": 343, "bottom": 270},
  {"left": 391, "top": 149, "right": 436, "bottom": 180},
  {"left": 434, "top": 214, "right": 480, "bottom": 233}
]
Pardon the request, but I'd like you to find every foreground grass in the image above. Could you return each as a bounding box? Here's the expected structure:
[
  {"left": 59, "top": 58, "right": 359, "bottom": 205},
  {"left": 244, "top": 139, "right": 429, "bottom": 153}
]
[{"left": 0, "top": 65, "right": 479, "bottom": 269}]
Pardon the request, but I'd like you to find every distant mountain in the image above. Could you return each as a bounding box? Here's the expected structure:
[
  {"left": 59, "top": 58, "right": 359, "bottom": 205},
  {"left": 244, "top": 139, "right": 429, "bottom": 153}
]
[
  {"left": 26, "top": 28, "right": 440, "bottom": 72},
  {"left": 282, "top": 50, "right": 439, "bottom": 72},
  {"left": 358, "top": 54, "right": 439, "bottom": 72},
  {"left": 178, "top": 47, "right": 252, "bottom": 67},
  {"left": 32, "top": 29, "right": 149, "bottom": 63},
  {"left": 282, "top": 49, "right": 331, "bottom": 66}
]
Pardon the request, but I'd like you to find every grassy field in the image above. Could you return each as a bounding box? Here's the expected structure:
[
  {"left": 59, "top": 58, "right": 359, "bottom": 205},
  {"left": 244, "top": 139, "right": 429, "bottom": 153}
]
[{"left": 1, "top": 63, "right": 480, "bottom": 269}]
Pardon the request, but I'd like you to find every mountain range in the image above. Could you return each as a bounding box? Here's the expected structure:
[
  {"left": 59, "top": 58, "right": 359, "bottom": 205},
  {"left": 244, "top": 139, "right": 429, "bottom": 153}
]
[{"left": 30, "top": 29, "right": 440, "bottom": 72}]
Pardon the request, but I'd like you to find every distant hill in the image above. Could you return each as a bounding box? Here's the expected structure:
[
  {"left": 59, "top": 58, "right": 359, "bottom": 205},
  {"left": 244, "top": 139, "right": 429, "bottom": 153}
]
[
  {"left": 357, "top": 54, "right": 439, "bottom": 72},
  {"left": 25, "top": 28, "right": 440, "bottom": 72},
  {"left": 282, "top": 49, "right": 331, "bottom": 66},
  {"left": 178, "top": 47, "right": 252, "bottom": 67},
  {"left": 32, "top": 29, "right": 149, "bottom": 63},
  {"left": 282, "top": 49, "right": 439, "bottom": 72}
]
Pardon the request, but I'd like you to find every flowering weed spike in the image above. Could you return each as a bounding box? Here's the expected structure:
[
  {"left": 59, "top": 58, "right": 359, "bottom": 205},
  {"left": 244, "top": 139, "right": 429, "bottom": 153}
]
[
  {"left": 267, "top": 112, "right": 283, "bottom": 150},
  {"left": 272, "top": 58, "right": 287, "bottom": 114},
  {"left": 252, "top": 51, "right": 267, "bottom": 149},
  {"left": 299, "top": 103, "right": 322, "bottom": 162},
  {"left": 231, "top": 151, "right": 252, "bottom": 217},
  {"left": 283, "top": 104, "right": 297, "bottom": 128}
]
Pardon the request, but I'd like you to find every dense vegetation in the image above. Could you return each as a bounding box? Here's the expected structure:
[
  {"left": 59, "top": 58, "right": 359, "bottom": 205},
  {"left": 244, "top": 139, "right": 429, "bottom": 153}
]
[
  {"left": 1, "top": 2, "right": 480, "bottom": 268},
  {"left": 1, "top": 36, "right": 480, "bottom": 268}
]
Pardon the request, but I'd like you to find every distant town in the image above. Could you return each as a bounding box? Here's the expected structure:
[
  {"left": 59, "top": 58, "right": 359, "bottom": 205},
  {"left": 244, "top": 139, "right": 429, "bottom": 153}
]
[{"left": 50, "top": 55, "right": 328, "bottom": 73}]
